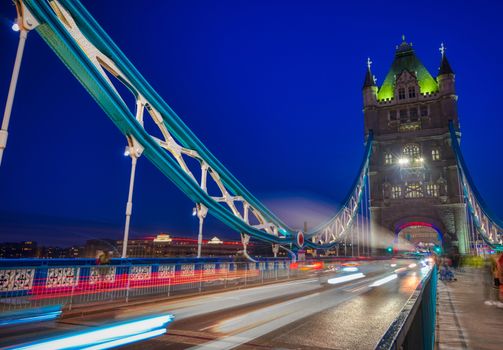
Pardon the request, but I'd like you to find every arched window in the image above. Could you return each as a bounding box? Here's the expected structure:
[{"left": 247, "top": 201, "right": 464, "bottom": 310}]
[
  {"left": 403, "top": 144, "right": 421, "bottom": 159},
  {"left": 405, "top": 182, "right": 423, "bottom": 198},
  {"left": 431, "top": 148, "right": 440, "bottom": 161},
  {"left": 385, "top": 153, "right": 393, "bottom": 165},
  {"left": 398, "top": 88, "right": 406, "bottom": 100},
  {"left": 392, "top": 185, "right": 402, "bottom": 199},
  {"left": 408, "top": 86, "right": 416, "bottom": 98}
]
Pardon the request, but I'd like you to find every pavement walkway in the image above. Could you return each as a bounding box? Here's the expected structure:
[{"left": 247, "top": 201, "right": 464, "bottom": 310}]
[{"left": 436, "top": 267, "right": 503, "bottom": 350}]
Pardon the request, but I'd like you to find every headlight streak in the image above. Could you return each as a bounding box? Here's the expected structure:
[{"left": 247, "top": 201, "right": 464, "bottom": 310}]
[
  {"left": 10, "top": 314, "right": 174, "bottom": 350},
  {"left": 327, "top": 273, "right": 365, "bottom": 285},
  {"left": 408, "top": 263, "right": 417, "bottom": 268},
  {"left": 342, "top": 266, "right": 359, "bottom": 272},
  {"left": 369, "top": 274, "right": 398, "bottom": 287}
]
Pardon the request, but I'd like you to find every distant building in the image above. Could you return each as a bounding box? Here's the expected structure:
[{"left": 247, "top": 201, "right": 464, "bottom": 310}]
[
  {"left": 117, "top": 233, "right": 249, "bottom": 258},
  {"left": 0, "top": 241, "right": 37, "bottom": 258}
]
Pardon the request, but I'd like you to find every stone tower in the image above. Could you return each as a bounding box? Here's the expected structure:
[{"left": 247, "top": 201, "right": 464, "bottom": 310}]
[{"left": 363, "top": 38, "right": 469, "bottom": 254}]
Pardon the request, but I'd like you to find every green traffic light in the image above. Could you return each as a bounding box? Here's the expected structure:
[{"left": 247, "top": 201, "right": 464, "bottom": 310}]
[{"left": 386, "top": 246, "right": 393, "bottom": 253}]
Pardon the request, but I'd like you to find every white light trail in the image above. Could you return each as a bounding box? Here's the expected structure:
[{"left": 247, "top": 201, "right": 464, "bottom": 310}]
[
  {"left": 327, "top": 273, "right": 365, "bottom": 285},
  {"left": 408, "top": 263, "right": 417, "bottom": 268},
  {"left": 342, "top": 266, "right": 359, "bottom": 272},
  {"left": 12, "top": 314, "right": 173, "bottom": 350},
  {"left": 369, "top": 274, "right": 398, "bottom": 287}
]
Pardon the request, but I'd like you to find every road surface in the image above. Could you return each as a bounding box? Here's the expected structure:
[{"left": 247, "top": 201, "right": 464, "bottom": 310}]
[{"left": 0, "top": 259, "right": 429, "bottom": 349}]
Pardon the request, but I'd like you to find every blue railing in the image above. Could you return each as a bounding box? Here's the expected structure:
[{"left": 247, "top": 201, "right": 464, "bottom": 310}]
[{"left": 376, "top": 265, "right": 437, "bottom": 350}]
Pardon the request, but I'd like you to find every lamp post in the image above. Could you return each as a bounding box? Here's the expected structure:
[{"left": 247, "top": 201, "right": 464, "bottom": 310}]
[
  {"left": 0, "top": 20, "right": 28, "bottom": 167},
  {"left": 193, "top": 203, "right": 208, "bottom": 258}
]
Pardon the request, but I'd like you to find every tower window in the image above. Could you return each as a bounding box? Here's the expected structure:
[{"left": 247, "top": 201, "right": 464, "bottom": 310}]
[
  {"left": 403, "top": 144, "right": 421, "bottom": 159},
  {"left": 420, "top": 105, "right": 428, "bottom": 117},
  {"left": 431, "top": 148, "right": 440, "bottom": 161},
  {"left": 392, "top": 185, "right": 402, "bottom": 199},
  {"left": 426, "top": 183, "right": 439, "bottom": 197},
  {"left": 385, "top": 153, "right": 393, "bottom": 165},
  {"left": 405, "top": 182, "right": 423, "bottom": 198},
  {"left": 408, "top": 86, "right": 416, "bottom": 98},
  {"left": 409, "top": 108, "right": 418, "bottom": 121},
  {"left": 398, "top": 88, "right": 406, "bottom": 100},
  {"left": 399, "top": 109, "right": 408, "bottom": 122},
  {"left": 389, "top": 110, "right": 397, "bottom": 121}
]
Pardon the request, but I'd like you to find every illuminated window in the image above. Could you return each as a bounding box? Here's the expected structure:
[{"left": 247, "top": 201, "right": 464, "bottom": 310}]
[
  {"left": 385, "top": 153, "right": 393, "bottom": 164},
  {"left": 420, "top": 105, "right": 428, "bottom": 117},
  {"left": 431, "top": 148, "right": 440, "bottom": 161},
  {"left": 408, "top": 86, "right": 416, "bottom": 98},
  {"left": 398, "top": 88, "right": 406, "bottom": 100},
  {"left": 392, "top": 185, "right": 402, "bottom": 199},
  {"left": 405, "top": 182, "right": 423, "bottom": 198},
  {"left": 426, "top": 183, "right": 439, "bottom": 197},
  {"left": 403, "top": 144, "right": 421, "bottom": 159},
  {"left": 389, "top": 110, "right": 397, "bottom": 121}
]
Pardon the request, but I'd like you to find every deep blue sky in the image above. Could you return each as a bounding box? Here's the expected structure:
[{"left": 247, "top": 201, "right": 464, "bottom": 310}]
[{"left": 0, "top": 0, "right": 502, "bottom": 246}]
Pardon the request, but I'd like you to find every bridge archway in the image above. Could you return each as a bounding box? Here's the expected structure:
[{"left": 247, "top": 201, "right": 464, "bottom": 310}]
[{"left": 395, "top": 221, "right": 442, "bottom": 252}]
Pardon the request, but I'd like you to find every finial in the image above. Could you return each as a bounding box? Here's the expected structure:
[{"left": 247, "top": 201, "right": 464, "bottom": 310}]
[
  {"left": 373, "top": 75, "right": 377, "bottom": 84},
  {"left": 367, "top": 57, "right": 372, "bottom": 70},
  {"left": 401, "top": 34, "right": 405, "bottom": 42},
  {"left": 439, "top": 42, "right": 446, "bottom": 56}
]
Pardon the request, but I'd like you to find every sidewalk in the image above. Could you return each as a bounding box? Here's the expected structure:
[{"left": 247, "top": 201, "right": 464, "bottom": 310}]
[{"left": 436, "top": 267, "right": 503, "bottom": 350}]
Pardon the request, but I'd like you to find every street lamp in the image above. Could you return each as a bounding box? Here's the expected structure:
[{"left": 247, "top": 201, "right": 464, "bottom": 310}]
[
  {"left": 193, "top": 204, "right": 208, "bottom": 258},
  {"left": 398, "top": 157, "right": 410, "bottom": 165},
  {"left": 12, "top": 22, "right": 20, "bottom": 32}
]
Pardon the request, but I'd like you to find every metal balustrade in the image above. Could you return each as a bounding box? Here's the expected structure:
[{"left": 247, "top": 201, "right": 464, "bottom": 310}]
[{"left": 0, "top": 261, "right": 293, "bottom": 313}]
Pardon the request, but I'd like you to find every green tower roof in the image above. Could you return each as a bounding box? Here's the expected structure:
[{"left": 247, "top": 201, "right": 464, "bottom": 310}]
[{"left": 377, "top": 40, "right": 438, "bottom": 101}]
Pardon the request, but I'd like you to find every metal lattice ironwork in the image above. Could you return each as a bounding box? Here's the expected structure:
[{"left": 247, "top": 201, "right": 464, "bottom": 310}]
[{"left": 15, "top": 0, "right": 374, "bottom": 251}]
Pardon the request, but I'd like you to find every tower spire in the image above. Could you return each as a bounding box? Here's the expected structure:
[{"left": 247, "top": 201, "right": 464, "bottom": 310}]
[
  {"left": 363, "top": 57, "right": 376, "bottom": 88},
  {"left": 438, "top": 42, "right": 454, "bottom": 75}
]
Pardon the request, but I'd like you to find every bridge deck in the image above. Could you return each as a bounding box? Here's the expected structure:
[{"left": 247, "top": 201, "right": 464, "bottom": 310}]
[{"left": 0, "top": 260, "right": 428, "bottom": 349}]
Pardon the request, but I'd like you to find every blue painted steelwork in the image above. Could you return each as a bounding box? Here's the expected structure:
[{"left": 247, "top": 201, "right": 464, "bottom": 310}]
[
  {"left": 376, "top": 265, "right": 438, "bottom": 350},
  {"left": 449, "top": 121, "right": 503, "bottom": 250},
  {"left": 15, "top": 0, "right": 372, "bottom": 249},
  {"left": 306, "top": 132, "right": 373, "bottom": 247}
]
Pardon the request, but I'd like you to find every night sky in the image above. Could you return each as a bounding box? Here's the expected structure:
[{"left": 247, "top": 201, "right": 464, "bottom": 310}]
[{"left": 0, "top": 0, "right": 502, "bottom": 246}]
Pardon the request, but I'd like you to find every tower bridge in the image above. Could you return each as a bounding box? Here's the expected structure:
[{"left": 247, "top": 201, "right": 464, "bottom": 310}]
[
  {"left": 364, "top": 38, "right": 471, "bottom": 254},
  {"left": 0, "top": 1, "right": 502, "bottom": 349}
]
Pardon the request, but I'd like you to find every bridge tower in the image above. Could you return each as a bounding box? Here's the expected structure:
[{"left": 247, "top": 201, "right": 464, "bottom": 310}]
[{"left": 363, "top": 38, "right": 469, "bottom": 254}]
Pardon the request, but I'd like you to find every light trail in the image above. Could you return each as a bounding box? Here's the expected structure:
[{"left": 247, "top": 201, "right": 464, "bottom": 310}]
[
  {"left": 327, "top": 273, "right": 365, "bottom": 285},
  {"left": 369, "top": 274, "right": 398, "bottom": 287},
  {"left": 9, "top": 314, "right": 173, "bottom": 350}
]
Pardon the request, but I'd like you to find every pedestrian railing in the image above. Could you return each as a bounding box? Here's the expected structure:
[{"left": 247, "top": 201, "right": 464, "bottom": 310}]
[
  {"left": 376, "top": 264, "right": 438, "bottom": 350},
  {"left": 0, "top": 260, "right": 293, "bottom": 313}
]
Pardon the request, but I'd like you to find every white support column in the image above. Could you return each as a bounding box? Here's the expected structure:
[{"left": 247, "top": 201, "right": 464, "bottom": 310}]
[
  {"left": 121, "top": 140, "right": 143, "bottom": 258},
  {"left": 196, "top": 203, "right": 208, "bottom": 258},
  {"left": 272, "top": 244, "right": 280, "bottom": 258},
  {"left": 122, "top": 154, "right": 137, "bottom": 258},
  {"left": 0, "top": 28, "right": 28, "bottom": 166}
]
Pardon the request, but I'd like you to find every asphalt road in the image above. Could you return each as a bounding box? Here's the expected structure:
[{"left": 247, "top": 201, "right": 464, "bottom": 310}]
[{"left": 0, "top": 259, "right": 428, "bottom": 350}]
